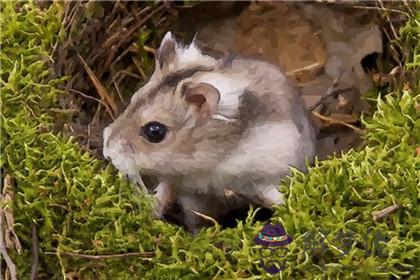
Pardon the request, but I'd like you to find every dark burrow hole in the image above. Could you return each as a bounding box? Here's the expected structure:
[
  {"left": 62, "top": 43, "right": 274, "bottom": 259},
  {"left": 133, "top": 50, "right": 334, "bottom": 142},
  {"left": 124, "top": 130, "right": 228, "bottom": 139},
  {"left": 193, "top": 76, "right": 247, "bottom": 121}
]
[
  {"left": 361, "top": 52, "right": 379, "bottom": 73},
  {"left": 142, "top": 175, "right": 274, "bottom": 230},
  {"left": 219, "top": 206, "right": 274, "bottom": 229},
  {"left": 163, "top": 202, "right": 274, "bottom": 231}
]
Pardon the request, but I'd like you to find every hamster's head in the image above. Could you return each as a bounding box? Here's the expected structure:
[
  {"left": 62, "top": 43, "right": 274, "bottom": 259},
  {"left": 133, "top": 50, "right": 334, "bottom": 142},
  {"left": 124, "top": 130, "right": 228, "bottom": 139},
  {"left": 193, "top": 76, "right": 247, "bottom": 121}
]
[{"left": 103, "top": 32, "right": 240, "bottom": 180}]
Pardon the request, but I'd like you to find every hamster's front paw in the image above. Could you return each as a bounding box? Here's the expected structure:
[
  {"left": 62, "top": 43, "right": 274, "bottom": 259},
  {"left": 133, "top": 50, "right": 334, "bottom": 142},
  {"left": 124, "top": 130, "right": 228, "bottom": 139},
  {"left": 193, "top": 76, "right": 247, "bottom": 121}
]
[
  {"left": 262, "top": 185, "right": 285, "bottom": 206},
  {"left": 153, "top": 181, "right": 175, "bottom": 219},
  {"left": 254, "top": 184, "right": 285, "bottom": 208},
  {"left": 177, "top": 191, "right": 226, "bottom": 234}
]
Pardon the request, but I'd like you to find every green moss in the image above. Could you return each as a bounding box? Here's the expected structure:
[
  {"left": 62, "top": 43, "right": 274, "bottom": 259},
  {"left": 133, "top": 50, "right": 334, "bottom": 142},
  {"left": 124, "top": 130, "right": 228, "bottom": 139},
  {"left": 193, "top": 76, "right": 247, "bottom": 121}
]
[{"left": 1, "top": 1, "right": 419, "bottom": 279}]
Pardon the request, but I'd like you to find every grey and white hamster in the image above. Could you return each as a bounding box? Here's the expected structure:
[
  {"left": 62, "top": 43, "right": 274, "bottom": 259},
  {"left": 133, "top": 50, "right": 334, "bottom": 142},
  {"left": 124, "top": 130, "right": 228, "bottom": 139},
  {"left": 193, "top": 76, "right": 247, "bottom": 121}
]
[{"left": 103, "top": 32, "right": 316, "bottom": 232}]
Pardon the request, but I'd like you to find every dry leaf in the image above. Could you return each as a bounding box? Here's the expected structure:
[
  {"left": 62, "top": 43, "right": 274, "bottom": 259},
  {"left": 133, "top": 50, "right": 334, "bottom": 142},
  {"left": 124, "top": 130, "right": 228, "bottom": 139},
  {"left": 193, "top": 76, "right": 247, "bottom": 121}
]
[
  {"left": 77, "top": 54, "right": 117, "bottom": 118},
  {"left": 329, "top": 113, "right": 358, "bottom": 123},
  {"left": 224, "top": 188, "right": 236, "bottom": 198}
]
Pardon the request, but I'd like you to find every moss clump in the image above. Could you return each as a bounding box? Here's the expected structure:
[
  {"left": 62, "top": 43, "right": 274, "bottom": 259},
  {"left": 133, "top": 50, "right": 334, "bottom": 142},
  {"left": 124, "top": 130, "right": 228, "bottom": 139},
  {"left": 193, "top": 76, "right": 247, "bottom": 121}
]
[{"left": 1, "top": 1, "right": 419, "bottom": 279}]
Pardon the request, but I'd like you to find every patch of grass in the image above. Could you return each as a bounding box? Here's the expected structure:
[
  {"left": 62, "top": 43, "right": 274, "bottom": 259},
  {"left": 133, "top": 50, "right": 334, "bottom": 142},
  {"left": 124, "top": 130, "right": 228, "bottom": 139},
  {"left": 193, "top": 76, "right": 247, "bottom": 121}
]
[{"left": 1, "top": 1, "right": 419, "bottom": 279}]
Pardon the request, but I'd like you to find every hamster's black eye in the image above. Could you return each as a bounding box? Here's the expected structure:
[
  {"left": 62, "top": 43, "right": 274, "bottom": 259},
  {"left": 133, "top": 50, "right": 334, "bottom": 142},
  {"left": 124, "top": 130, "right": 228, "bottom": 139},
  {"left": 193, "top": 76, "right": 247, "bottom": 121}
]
[{"left": 141, "top": 121, "right": 168, "bottom": 143}]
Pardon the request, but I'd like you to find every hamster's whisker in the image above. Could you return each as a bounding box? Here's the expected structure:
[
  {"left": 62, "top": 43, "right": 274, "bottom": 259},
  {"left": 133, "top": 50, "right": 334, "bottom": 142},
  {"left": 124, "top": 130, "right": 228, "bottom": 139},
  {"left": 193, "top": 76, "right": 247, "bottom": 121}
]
[{"left": 135, "top": 172, "right": 149, "bottom": 194}]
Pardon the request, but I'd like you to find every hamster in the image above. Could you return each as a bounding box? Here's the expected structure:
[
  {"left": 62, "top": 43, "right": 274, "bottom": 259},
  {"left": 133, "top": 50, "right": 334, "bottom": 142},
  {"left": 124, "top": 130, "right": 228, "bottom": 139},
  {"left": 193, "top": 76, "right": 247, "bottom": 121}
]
[{"left": 103, "top": 32, "right": 317, "bottom": 232}]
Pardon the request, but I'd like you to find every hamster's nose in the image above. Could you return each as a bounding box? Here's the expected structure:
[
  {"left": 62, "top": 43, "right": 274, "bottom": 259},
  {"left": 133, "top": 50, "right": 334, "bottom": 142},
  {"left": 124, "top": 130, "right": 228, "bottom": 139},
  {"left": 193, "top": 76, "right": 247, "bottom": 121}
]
[{"left": 103, "top": 138, "right": 134, "bottom": 158}]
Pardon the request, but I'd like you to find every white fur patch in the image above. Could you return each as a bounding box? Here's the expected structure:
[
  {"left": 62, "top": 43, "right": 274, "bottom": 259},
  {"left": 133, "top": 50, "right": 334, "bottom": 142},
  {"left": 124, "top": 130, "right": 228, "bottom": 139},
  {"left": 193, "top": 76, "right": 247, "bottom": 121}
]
[
  {"left": 218, "top": 121, "right": 302, "bottom": 177},
  {"left": 193, "top": 72, "right": 249, "bottom": 117},
  {"left": 260, "top": 186, "right": 285, "bottom": 206},
  {"left": 176, "top": 42, "right": 216, "bottom": 70},
  {"left": 161, "top": 32, "right": 217, "bottom": 72}
]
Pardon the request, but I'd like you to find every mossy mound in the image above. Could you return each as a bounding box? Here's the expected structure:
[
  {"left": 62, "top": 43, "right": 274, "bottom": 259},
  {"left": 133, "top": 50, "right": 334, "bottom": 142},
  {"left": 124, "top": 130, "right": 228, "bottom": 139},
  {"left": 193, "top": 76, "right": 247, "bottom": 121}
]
[{"left": 1, "top": 1, "right": 419, "bottom": 279}]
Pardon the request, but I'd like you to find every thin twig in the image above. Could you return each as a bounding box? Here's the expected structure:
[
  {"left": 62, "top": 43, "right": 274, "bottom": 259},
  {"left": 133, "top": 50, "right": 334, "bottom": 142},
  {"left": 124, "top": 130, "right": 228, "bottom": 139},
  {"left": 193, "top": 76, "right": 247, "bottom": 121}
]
[
  {"left": 190, "top": 209, "right": 218, "bottom": 226},
  {"left": 25, "top": 103, "right": 37, "bottom": 118},
  {"left": 65, "top": 1, "right": 81, "bottom": 41},
  {"left": 377, "top": 0, "right": 400, "bottom": 40},
  {"left": 350, "top": 5, "right": 410, "bottom": 17},
  {"left": 69, "top": 88, "right": 108, "bottom": 107},
  {"left": 86, "top": 122, "right": 92, "bottom": 150},
  {"left": 102, "top": 45, "right": 120, "bottom": 74},
  {"left": 312, "top": 111, "right": 364, "bottom": 134},
  {"left": 113, "top": 69, "right": 143, "bottom": 81},
  {"left": 143, "top": 45, "right": 156, "bottom": 55},
  {"left": 101, "top": 3, "right": 165, "bottom": 70},
  {"left": 112, "top": 67, "right": 143, "bottom": 86},
  {"left": 328, "top": 113, "right": 358, "bottom": 124},
  {"left": 308, "top": 77, "right": 340, "bottom": 111},
  {"left": 113, "top": 80, "right": 125, "bottom": 103},
  {"left": 64, "top": 1, "right": 79, "bottom": 31},
  {"left": 131, "top": 57, "right": 147, "bottom": 80},
  {"left": 376, "top": 0, "right": 405, "bottom": 72},
  {"left": 110, "top": 44, "right": 137, "bottom": 69},
  {"left": 308, "top": 75, "right": 352, "bottom": 111},
  {"left": 156, "top": 15, "right": 167, "bottom": 27},
  {"left": 45, "top": 250, "right": 154, "bottom": 260},
  {"left": 381, "top": 25, "right": 403, "bottom": 70},
  {"left": 111, "top": 4, "right": 166, "bottom": 52},
  {"left": 77, "top": 53, "right": 117, "bottom": 119},
  {"left": 372, "top": 204, "right": 401, "bottom": 221},
  {"left": 402, "top": 0, "right": 415, "bottom": 16},
  {"left": 0, "top": 211, "right": 17, "bottom": 280},
  {"left": 30, "top": 223, "right": 39, "bottom": 280},
  {"left": 2, "top": 174, "right": 21, "bottom": 254},
  {"left": 87, "top": 103, "right": 102, "bottom": 150}
]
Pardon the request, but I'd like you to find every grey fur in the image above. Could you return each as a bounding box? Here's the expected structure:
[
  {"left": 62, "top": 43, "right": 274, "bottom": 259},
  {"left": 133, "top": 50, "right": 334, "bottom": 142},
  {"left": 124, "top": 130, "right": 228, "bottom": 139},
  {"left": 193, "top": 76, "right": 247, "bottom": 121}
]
[{"left": 102, "top": 33, "right": 317, "bottom": 232}]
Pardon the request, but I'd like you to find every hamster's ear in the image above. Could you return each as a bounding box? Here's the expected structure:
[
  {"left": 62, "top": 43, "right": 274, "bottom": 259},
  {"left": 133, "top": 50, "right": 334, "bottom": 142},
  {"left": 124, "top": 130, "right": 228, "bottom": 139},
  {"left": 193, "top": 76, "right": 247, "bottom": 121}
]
[
  {"left": 182, "top": 82, "right": 220, "bottom": 119},
  {"left": 156, "top": 32, "right": 178, "bottom": 69}
]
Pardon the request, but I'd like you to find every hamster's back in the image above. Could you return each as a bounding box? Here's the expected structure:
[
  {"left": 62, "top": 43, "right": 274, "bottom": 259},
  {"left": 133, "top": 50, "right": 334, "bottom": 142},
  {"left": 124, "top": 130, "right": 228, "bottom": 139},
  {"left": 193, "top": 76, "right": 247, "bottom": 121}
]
[{"left": 208, "top": 56, "right": 317, "bottom": 186}]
